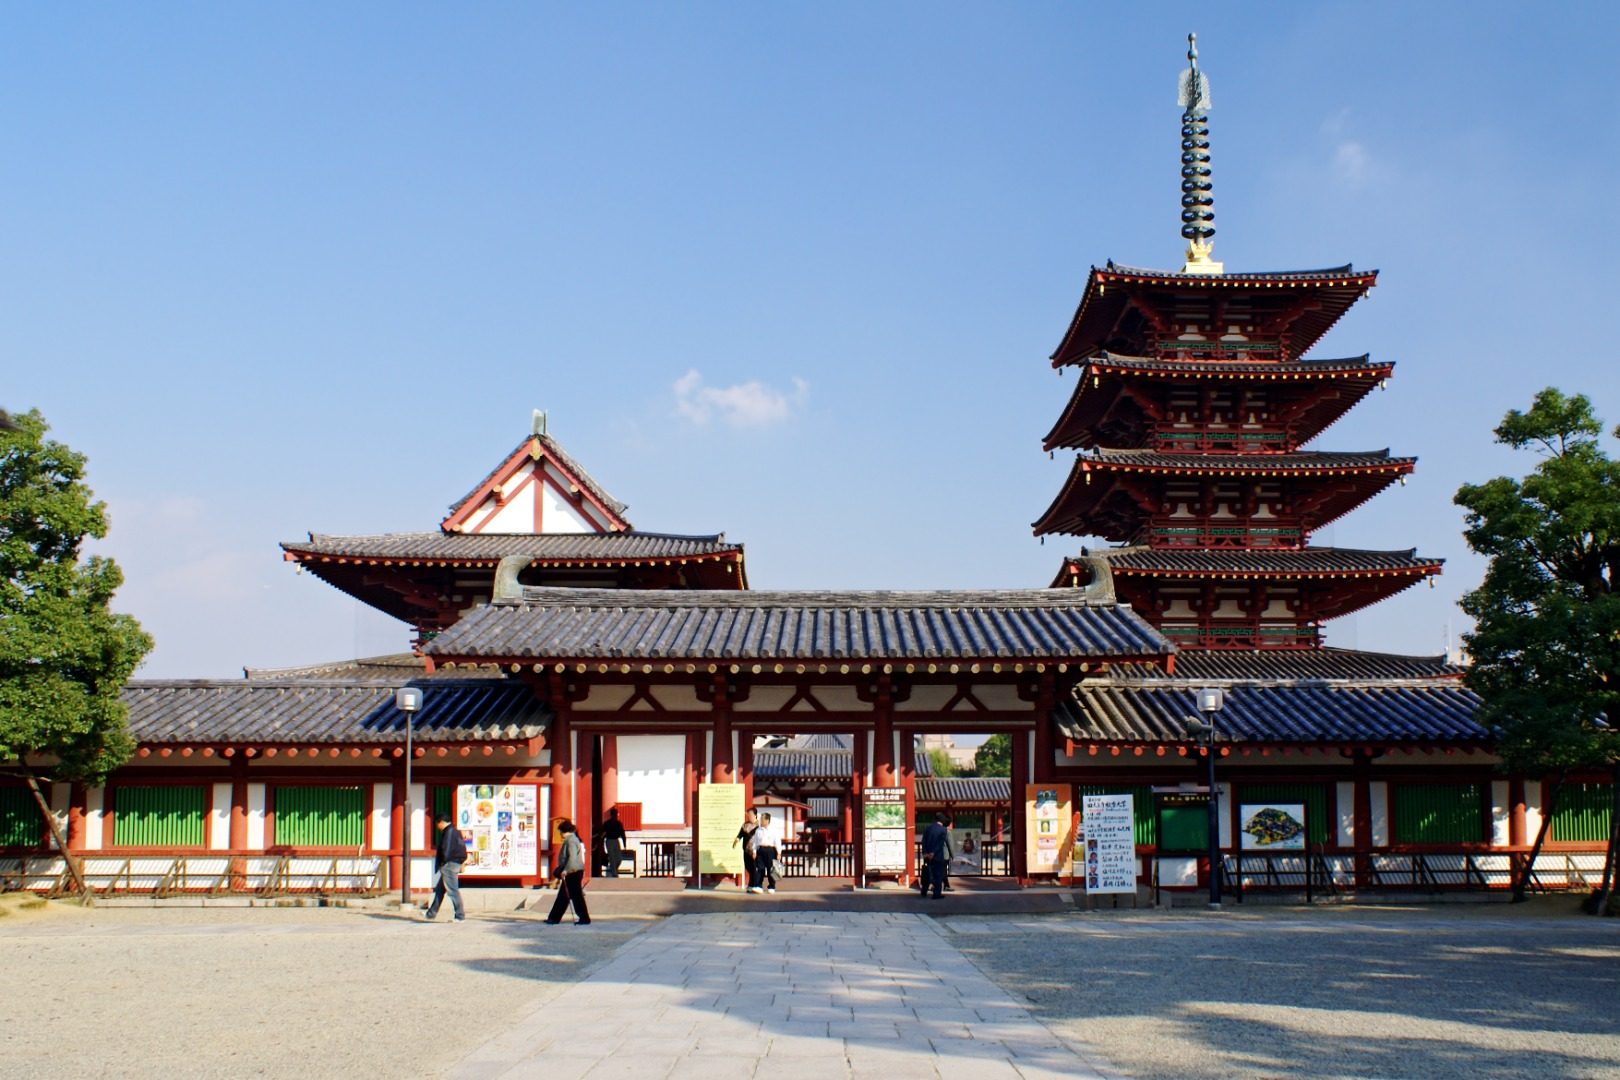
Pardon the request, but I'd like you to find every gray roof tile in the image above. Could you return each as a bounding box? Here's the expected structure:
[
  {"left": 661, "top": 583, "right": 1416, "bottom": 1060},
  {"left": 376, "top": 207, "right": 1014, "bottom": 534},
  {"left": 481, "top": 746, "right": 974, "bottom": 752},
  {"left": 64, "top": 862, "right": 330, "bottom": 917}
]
[
  {"left": 425, "top": 588, "right": 1174, "bottom": 663},
  {"left": 282, "top": 531, "right": 739, "bottom": 563}
]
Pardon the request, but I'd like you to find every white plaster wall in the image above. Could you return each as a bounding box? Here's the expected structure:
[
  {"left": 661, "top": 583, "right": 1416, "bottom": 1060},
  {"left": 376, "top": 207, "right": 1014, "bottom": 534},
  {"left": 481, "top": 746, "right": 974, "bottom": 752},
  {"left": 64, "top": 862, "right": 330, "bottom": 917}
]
[
  {"left": 85, "top": 787, "right": 104, "bottom": 849},
  {"left": 1336, "top": 781, "right": 1356, "bottom": 847},
  {"left": 1158, "top": 857, "right": 1199, "bottom": 886},
  {"left": 410, "top": 783, "right": 427, "bottom": 852},
  {"left": 246, "top": 784, "right": 267, "bottom": 849},
  {"left": 617, "top": 735, "right": 686, "bottom": 825},
  {"left": 47, "top": 783, "right": 69, "bottom": 850},
  {"left": 1370, "top": 781, "right": 1389, "bottom": 847},
  {"left": 538, "top": 474, "right": 595, "bottom": 534},
  {"left": 371, "top": 783, "right": 392, "bottom": 850},
  {"left": 1525, "top": 780, "right": 1543, "bottom": 842},
  {"left": 210, "top": 783, "right": 232, "bottom": 851},
  {"left": 1491, "top": 780, "right": 1511, "bottom": 847},
  {"left": 477, "top": 483, "right": 540, "bottom": 533}
]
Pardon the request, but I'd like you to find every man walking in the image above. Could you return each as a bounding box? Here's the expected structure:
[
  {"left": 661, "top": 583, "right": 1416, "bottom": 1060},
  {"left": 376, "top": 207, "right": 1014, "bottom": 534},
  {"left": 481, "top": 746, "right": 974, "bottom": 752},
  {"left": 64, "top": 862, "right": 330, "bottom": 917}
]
[
  {"left": 921, "top": 813, "right": 951, "bottom": 900},
  {"left": 546, "top": 819, "right": 591, "bottom": 925},
  {"left": 425, "top": 811, "right": 468, "bottom": 921},
  {"left": 600, "top": 807, "right": 627, "bottom": 877}
]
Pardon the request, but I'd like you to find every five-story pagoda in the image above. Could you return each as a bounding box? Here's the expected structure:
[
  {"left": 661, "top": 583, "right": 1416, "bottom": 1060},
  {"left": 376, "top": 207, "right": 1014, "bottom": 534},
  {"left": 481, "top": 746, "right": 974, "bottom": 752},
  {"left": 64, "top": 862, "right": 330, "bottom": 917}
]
[{"left": 1035, "top": 35, "right": 1441, "bottom": 651}]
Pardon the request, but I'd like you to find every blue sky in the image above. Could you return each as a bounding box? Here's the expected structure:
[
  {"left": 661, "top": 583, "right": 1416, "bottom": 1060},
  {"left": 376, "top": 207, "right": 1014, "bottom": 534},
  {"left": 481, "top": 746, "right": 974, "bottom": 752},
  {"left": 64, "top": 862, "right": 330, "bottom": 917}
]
[{"left": 7, "top": 4, "right": 1616, "bottom": 677}]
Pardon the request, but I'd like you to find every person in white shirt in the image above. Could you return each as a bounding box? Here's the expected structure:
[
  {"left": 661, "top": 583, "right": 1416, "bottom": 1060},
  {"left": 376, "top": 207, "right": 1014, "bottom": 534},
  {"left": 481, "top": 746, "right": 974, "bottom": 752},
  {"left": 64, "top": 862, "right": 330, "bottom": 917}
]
[{"left": 748, "top": 812, "right": 782, "bottom": 894}]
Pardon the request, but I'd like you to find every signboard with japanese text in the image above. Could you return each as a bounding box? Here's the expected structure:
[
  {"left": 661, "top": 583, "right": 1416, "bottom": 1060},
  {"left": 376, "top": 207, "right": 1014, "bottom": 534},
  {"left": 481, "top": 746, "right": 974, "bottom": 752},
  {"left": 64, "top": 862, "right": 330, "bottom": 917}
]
[
  {"left": 862, "top": 787, "right": 909, "bottom": 873},
  {"left": 697, "top": 783, "right": 748, "bottom": 874},
  {"left": 455, "top": 783, "right": 544, "bottom": 877},
  {"left": 1080, "top": 793, "right": 1136, "bottom": 894},
  {"left": 1024, "top": 784, "right": 1074, "bottom": 876}
]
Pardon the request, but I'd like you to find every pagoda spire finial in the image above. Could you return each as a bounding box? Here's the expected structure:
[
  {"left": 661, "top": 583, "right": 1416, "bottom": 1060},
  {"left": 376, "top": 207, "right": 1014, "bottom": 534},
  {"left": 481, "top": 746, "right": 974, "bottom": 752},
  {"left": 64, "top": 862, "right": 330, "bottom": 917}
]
[{"left": 1178, "top": 32, "right": 1222, "bottom": 274}]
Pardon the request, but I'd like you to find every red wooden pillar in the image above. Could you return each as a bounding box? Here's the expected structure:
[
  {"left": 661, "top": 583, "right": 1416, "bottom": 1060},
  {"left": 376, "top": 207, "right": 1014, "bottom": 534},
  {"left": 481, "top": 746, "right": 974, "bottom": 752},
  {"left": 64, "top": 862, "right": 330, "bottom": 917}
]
[
  {"left": 1011, "top": 729, "right": 1029, "bottom": 882},
  {"left": 686, "top": 731, "right": 702, "bottom": 889},
  {"left": 576, "top": 733, "right": 595, "bottom": 884},
  {"left": 899, "top": 732, "right": 917, "bottom": 887},
  {"left": 712, "top": 702, "right": 734, "bottom": 784},
  {"left": 852, "top": 728, "right": 868, "bottom": 881},
  {"left": 389, "top": 755, "right": 407, "bottom": 893},
  {"left": 548, "top": 678, "right": 573, "bottom": 829},
  {"left": 229, "top": 757, "right": 250, "bottom": 889},
  {"left": 601, "top": 735, "right": 619, "bottom": 815},
  {"left": 738, "top": 736, "right": 755, "bottom": 810},
  {"left": 1352, "top": 751, "right": 1373, "bottom": 888},
  {"left": 874, "top": 676, "right": 896, "bottom": 789},
  {"left": 66, "top": 783, "right": 87, "bottom": 852}
]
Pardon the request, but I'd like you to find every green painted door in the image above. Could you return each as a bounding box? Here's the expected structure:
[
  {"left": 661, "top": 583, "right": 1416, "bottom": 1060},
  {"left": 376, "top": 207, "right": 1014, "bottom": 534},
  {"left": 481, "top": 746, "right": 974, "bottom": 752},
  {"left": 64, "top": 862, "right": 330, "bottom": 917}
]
[
  {"left": 115, "top": 786, "right": 205, "bottom": 847},
  {"left": 0, "top": 787, "right": 40, "bottom": 847},
  {"left": 1394, "top": 783, "right": 1484, "bottom": 844},
  {"left": 1551, "top": 784, "right": 1614, "bottom": 843},
  {"left": 274, "top": 786, "right": 365, "bottom": 847}
]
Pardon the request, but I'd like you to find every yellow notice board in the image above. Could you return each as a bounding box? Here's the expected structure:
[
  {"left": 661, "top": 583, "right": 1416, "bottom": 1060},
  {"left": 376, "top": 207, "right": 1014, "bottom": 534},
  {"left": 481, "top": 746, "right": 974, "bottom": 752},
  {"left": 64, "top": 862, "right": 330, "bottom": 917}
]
[
  {"left": 697, "top": 783, "right": 747, "bottom": 874},
  {"left": 1025, "top": 783, "right": 1075, "bottom": 876}
]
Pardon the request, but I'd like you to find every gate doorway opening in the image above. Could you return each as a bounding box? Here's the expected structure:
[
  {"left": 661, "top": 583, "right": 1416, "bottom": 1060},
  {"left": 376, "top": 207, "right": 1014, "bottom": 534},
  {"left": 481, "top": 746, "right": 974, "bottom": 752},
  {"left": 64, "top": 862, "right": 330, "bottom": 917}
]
[{"left": 912, "top": 733, "right": 1014, "bottom": 879}]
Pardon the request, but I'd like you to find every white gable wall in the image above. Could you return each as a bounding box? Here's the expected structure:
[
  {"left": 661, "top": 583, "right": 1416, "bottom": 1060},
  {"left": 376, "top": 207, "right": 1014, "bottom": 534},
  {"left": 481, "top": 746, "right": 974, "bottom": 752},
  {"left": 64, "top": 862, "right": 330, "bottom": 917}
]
[
  {"left": 615, "top": 735, "right": 687, "bottom": 826},
  {"left": 463, "top": 462, "right": 608, "bottom": 535}
]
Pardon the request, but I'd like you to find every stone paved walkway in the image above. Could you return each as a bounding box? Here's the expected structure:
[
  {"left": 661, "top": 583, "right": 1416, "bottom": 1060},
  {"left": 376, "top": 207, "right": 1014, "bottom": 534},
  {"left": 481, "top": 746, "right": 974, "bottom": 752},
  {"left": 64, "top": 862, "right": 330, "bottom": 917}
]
[{"left": 449, "top": 911, "right": 1116, "bottom": 1079}]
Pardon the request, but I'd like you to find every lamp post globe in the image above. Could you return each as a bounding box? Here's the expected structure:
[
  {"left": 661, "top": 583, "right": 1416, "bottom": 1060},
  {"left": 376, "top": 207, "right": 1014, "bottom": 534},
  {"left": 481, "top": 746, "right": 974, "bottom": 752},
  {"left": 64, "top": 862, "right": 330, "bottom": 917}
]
[{"left": 395, "top": 687, "right": 423, "bottom": 908}]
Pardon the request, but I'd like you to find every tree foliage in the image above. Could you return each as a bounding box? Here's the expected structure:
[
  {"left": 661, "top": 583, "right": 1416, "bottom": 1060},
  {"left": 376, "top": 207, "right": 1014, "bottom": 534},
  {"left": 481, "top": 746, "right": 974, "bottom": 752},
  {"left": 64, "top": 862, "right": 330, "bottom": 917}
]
[
  {"left": 1454, "top": 388, "right": 1620, "bottom": 775},
  {"left": 0, "top": 410, "right": 152, "bottom": 783},
  {"left": 973, "top": 733, "right": 1012, "bottom": 777},
  {"left": 925, "top": 747, "right": 958, "bottom": 778}
]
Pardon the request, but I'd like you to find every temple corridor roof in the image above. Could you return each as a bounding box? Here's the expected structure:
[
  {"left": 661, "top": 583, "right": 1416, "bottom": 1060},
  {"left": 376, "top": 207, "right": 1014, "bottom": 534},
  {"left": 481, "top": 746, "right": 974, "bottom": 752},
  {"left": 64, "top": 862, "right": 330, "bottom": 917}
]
[
  {"left": 283, "top": 531, "right": 742, "bottom": 564},
  {"left": 425, "top": 588, "right": 1174, "bottom": 665},
  {"left": 1095, "top": 546, "right": 1441, "bottom": 577}
]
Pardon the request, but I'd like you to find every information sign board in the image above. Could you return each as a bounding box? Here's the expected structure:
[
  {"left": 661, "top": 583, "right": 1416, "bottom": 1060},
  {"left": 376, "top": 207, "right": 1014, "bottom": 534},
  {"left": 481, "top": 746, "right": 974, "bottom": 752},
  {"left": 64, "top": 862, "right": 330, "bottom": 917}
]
[
  {"left": 1024, "top": 784, "right": 1074, "bottom": 875},
  {"left": 697, "top": 783, "right": 748, "bottom": 874},
  {"left": 862, "top": 787, "right": 909, "bottom": 873},
  {"left": 1239, "top": 803, "right": 1307, "bottom": 850},
  {"left": 455, "top": 783, "right": 544, "bottom": 877},
  {"left": 1080, "top": 793, "right": 1136, "bottom": 894}
]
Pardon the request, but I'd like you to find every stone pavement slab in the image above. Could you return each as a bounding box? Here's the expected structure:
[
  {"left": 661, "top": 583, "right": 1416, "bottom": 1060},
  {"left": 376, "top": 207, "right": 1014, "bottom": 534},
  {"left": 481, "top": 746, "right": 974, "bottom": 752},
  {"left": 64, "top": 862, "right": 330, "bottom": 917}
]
[{"left": 449, "top": 911, "right": 1117, "bottom": 1079}]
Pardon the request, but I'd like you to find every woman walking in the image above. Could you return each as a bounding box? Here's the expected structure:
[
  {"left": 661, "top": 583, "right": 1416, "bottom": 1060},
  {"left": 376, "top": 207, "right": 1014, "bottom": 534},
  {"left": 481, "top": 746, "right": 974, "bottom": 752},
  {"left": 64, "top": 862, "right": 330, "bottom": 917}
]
[{"left": 733, "top": 808, "right": 759, "bottom": 891}]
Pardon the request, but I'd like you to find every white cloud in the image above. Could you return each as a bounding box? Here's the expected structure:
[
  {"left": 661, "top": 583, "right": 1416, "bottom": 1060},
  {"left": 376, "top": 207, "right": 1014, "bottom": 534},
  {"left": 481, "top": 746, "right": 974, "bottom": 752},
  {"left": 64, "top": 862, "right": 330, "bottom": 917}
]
[{"left": 673, "top": 369, "right": 809, "bottom": 428}]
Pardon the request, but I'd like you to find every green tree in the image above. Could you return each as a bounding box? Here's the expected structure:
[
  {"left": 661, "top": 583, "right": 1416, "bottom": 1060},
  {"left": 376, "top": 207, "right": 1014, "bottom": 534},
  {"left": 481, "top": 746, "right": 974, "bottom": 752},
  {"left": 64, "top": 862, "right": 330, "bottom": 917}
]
[
  {"left": 1454, "top": 389, "right": 1620, "bottom": 908},
  {"left": 974, "top": 734, "right": 1012, "bottom": 778},
  {"left": 1, "top": 410, "right": 152, "bottom": 895},
  {"left": 925, "top": 747, "right": 958, "bottom": 778}
]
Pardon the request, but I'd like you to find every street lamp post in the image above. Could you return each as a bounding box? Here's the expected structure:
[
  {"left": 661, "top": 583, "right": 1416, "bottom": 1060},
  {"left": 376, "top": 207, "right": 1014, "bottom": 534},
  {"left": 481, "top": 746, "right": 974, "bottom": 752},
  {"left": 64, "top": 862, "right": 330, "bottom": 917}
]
[
  {"left": 1185, "top": 687, "right": 1226, "bottom": 909},
  {"left": 395, "top": 686, "right": 423, "bottom": 908}
]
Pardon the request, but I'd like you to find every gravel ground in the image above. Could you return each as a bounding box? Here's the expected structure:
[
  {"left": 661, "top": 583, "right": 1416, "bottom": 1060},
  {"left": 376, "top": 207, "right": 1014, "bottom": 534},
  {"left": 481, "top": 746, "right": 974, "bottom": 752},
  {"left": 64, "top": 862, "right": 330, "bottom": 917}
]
[
  {"left": 944, "top": 902, "right": 1620, "bottom": 1080},
  {"left": 0, "top": 902, "right": 646, "bottom": 1080}
]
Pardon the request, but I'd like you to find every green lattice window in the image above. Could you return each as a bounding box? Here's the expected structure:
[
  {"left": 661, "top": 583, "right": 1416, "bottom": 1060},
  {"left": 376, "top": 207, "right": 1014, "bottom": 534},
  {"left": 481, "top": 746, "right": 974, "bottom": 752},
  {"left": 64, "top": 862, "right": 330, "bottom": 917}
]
[
  {"left": 0, "top": 787, "right": 41, "bottom": 847},
  {"left": 1079, "top": 785, "right": 1156, "bottom": 846},
  {"left": 1551, "top": 784, "right": 1614, "bottom": 843},
  {"left": 114, "top": 786, "right": 205, "bottom": 847},
  {"left": 273, "top": 786, "right": 365, "bottom": 847},
  {"left": 1394, "top": 783, "right": 1484, "bottom": 844},
  {"left": 1239, "top": 784, "right": 1330, "bottom": 846}
]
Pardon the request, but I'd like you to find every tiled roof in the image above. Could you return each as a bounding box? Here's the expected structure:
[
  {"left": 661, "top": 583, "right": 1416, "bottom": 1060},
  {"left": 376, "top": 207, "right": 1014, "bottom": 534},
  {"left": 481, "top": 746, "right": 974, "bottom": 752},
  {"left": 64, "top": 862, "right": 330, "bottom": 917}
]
[
  {"left": 448, "top": 434, "right": 629, "bottom": 520},
  {"left": 242, "top": 654, "right": 486, "bottom": 680},
  {"left": 1100, "top": 261, "right": 1362, "bottom": 282},
  {"left": 1057, "top": 681, "right": 1486, "bottom": 746},
  {"left": 1094, "top": 546, "right": 1441, "bottom": 576},
  {"left": 426, "top": 588, "right": 1174, "bottom": 663},
  {"left": 1079, "top": 352, "right": 1389, "bottom": 377},
  {"left": 752, "top": 750, "right": 853, "bottom": 779},
  {"left": 916, "top": 777, "right": 1011, "bottom": 804},
  {"left": 1083, "top": 449, "right": 1412, "bottom": 473},
  {"left": 1129, "top": 648, "right": 1462, "bottom": 682},
  {"left": 282, "top": 531, "right": 740, "bottom": 563},
  {"left": 122, "top": 678, "right": 550, "bottom": 745}
]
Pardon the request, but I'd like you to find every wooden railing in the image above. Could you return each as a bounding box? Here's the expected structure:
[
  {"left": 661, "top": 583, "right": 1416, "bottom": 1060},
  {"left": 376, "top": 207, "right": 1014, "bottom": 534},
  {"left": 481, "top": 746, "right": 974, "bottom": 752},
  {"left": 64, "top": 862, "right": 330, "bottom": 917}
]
[
  {"left": 780, "top": 841, "right": 854, "bottom": 878},
  {"left": 913, "top": 840, "right": 1013, "bottom": 877},
  {"left": 0, "top": 854, "right": 385, "bottom": 898}
]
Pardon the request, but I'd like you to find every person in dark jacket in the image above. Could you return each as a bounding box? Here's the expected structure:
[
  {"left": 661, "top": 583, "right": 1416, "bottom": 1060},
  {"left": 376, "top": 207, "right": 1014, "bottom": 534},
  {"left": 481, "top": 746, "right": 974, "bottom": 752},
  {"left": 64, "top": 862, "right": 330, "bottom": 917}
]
[
  {"left": 425, "top": 811, "right": 468, "bottom": 921},
  {"left": 546, "top": 819, "right": 591, "bottom": 925},
  {"left": 920, "top": 813, "right": 951, "bottom": 900},
  {"left": 600, "top": 808, "right": 627, "bottom": 877}
]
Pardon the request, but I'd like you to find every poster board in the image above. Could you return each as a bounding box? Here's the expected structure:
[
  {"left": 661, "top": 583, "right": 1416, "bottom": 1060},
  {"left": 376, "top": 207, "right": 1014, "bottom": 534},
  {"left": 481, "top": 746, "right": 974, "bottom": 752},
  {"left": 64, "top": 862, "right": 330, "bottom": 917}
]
[
  {"left": 697, "top": 783, "right": 747, "bottom": 874},
  {"left": 949, "top": 828, "right": 982, "bottom": 874},
  {"left": 1156, "top": 792, "right": 1211, "bottom": 854},
  {"left": 1239, "top": 803, "right": 1307, "bottom": 850},
  {"left": 862, "top": 787, "right": 908, "bottom": 873},
  {"left": 1024, "top": 784, "right": 1074, "bottom": 876},
  {"left": 1080, "top": 792, "right": 1136, "bottom": 894},
  {"left": 455, "top": 783, "right": 544, "bottom": 877}
]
